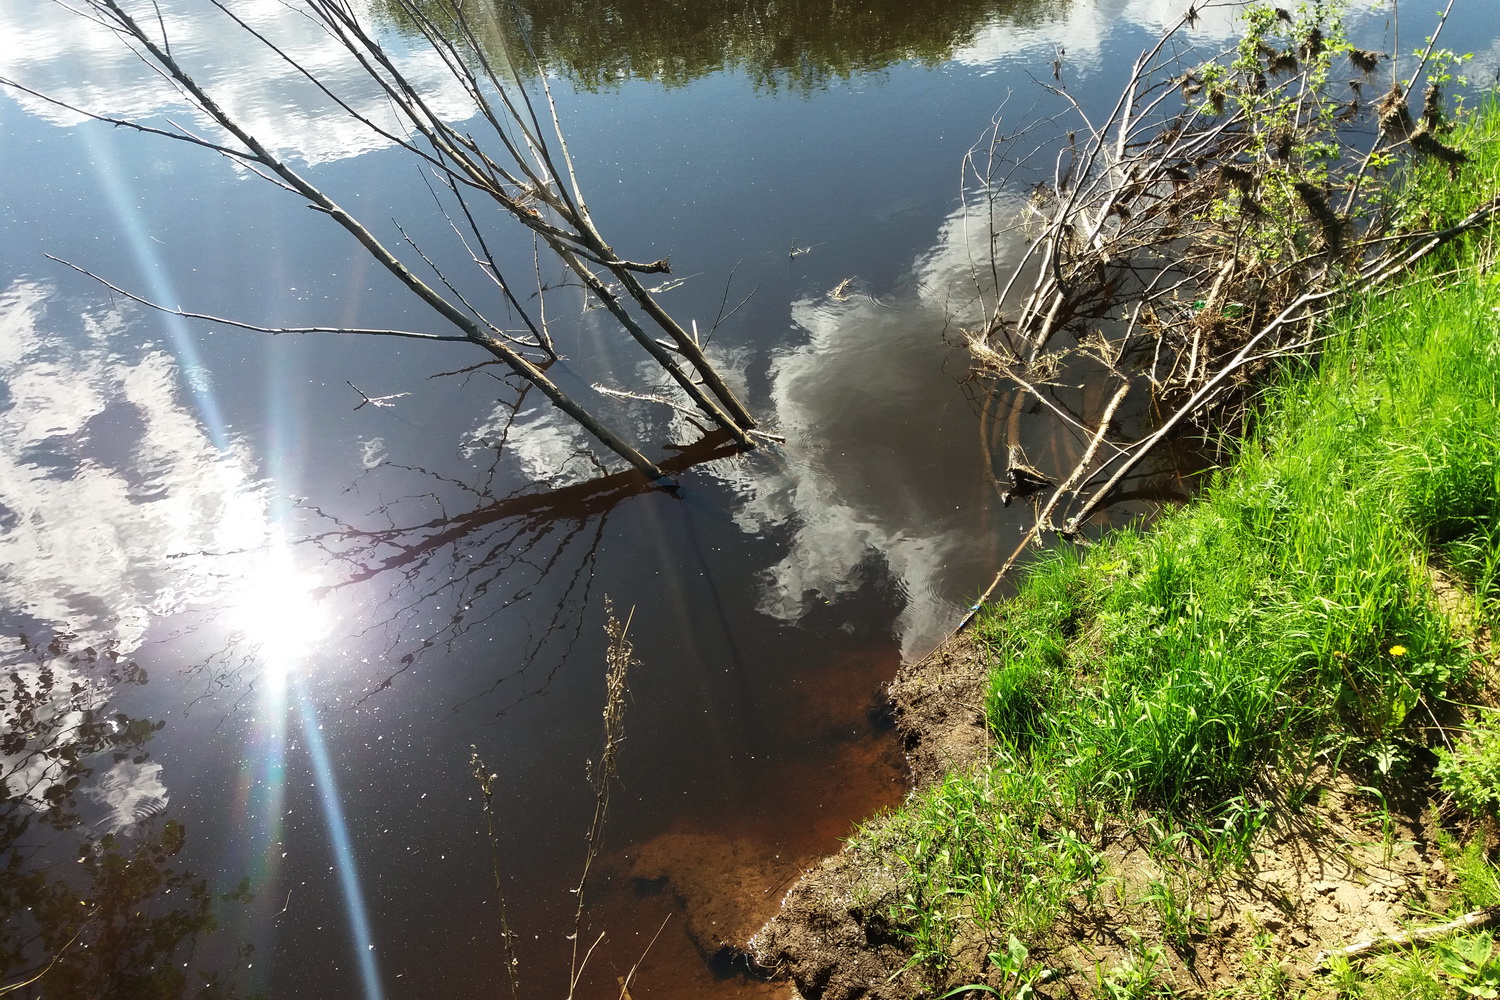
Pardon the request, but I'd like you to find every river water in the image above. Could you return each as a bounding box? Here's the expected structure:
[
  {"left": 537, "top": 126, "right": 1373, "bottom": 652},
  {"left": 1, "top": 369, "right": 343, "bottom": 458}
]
[{"left": 2, "top": 2, "right": 1498, "bottom": 998}]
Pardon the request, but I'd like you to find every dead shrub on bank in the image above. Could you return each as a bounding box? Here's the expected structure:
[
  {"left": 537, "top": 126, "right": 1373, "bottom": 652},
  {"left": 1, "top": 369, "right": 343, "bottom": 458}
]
[{"left": 964, "top": 0, "right": 1495, "bottom": 571}]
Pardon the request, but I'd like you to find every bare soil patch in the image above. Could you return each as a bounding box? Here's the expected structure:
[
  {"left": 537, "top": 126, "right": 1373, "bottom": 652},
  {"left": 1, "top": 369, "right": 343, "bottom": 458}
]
[{"left": 749, "top": 607, "right": 1500, "bottom": 1000}]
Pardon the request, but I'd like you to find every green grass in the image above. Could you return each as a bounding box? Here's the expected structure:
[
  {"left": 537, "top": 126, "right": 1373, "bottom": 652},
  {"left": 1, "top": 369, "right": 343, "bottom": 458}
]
[
  {"left": 874, "top": 761, "right": 1107, "bottom": 977},
  {"left": 1323, "top": 933, "right": 1500, "bottom": 1000},
  {"left": 1438, "top": 831, "right": 1500, "bottom": 911},
  {"left": 857, "top": 102, "right": 1500, "bottom": 991}
]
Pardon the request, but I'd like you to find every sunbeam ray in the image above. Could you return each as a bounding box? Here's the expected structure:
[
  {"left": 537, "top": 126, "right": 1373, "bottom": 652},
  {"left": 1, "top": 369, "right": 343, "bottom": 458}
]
[
  {"left": 79, "top": 127, "right": 231, "bottom": 451},
  {"left": 297, "top": 689, "right": 386, "bottom": 1000}
]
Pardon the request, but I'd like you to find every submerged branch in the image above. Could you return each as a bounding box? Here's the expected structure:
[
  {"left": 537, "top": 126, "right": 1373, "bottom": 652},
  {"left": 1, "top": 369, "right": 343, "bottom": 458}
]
[{"left": 966, "top": 1, "right": 1492, "bottom": 539}]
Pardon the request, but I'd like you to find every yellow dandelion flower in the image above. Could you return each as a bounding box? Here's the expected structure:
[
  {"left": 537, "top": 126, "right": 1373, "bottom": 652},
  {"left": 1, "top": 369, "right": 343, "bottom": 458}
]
[{"left": 1388, "top": 645, "right": 1407, "bottom": 657}]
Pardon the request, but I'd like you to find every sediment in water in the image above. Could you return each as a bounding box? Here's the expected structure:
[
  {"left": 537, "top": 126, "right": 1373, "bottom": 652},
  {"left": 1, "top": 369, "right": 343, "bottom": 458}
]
[{"left": 748, "top": 630, "right": 994, "bottom": 1000}]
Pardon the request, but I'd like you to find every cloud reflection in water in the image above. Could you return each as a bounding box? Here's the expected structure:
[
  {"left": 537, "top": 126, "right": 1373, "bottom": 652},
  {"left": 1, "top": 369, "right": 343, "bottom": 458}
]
[
  {"left": 0, "top": 280, "right": 270, "bottom": 655},
  {"left": 714, "top": 198, "right": 1005, "bottom": 660},
  {"left": 0, "top": 0, "right": 473, "bottom": 167}
]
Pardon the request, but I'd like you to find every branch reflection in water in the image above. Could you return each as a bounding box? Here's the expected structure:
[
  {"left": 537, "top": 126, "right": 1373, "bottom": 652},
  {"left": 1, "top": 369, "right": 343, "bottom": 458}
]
[{"left": 299, "top": 420, "right": 745, "bottom": 712}]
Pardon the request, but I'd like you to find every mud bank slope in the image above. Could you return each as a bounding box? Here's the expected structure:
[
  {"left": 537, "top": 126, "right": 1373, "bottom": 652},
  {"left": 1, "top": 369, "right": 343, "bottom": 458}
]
[
  {"left": 750, "top": 611, "right": 1500, "bottom": 1000},
  {"left": 749, "top": 629, "right": 996, "bottom": 998},
  {"left": 746, "top": 103, "right": 1500, "bottom": 995}
]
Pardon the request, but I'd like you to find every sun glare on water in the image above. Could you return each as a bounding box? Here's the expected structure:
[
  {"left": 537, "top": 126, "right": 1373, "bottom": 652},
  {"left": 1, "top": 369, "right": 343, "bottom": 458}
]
[{"left": 229, "top": 551, "right": 330, "bottom": 688}]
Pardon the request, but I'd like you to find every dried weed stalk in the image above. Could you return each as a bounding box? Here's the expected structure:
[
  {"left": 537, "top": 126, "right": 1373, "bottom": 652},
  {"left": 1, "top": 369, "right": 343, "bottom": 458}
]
[
  {"left": 469, "top": 748, "right": 522, "bottom": 1000},
  {"left": 566, "top": 598, "right": 639, "bottom": 998},
  {"left": 467, "top": 598, "right": 640, "bottom": 999}
]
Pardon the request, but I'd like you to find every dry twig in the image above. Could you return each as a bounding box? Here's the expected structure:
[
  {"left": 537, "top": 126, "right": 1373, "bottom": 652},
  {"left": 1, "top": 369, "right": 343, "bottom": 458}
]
[
  {"left": 1314, "top": 908, "right": 1500, "bottom": 969},
  {"left": 963, "top": 1, "right": 1481, "bottom": 547}
]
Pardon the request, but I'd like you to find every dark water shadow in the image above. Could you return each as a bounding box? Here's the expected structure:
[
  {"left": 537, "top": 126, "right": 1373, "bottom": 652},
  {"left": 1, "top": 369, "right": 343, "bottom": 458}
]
[{"left": 298, "top": 429, "right": 748, "bottom": 713}]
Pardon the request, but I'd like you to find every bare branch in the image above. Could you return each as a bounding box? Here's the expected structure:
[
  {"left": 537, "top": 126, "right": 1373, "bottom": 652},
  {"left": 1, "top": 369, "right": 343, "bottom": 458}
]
[
  {"left": 46, "top": 256, "right": 471, "bottom": 342},
  {"left": 17, "top": 0, "right": 696, "bottom": 482}
]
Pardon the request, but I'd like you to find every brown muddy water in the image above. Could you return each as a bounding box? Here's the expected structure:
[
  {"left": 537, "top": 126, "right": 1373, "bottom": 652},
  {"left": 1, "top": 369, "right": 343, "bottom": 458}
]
[{"left": 2, "top": 2, "right": 1499, "bottom": 999}]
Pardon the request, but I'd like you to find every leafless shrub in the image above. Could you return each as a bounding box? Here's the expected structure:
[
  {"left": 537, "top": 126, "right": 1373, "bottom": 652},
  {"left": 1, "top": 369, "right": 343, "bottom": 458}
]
[{"left": 5, "top": 0, "right": 762, "bottom": 484}]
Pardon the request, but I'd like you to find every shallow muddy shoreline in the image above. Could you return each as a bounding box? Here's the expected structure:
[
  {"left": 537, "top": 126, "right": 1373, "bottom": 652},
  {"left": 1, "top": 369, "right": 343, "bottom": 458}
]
[
  {"left": 743, "top": 102, "right": 1500, "bottom": 1000},
  {"left": 747, "top": 617, "right": 1496, "bottom": 1000},
  {"left": 747, "top": 627, "right": 995, "bottom": 998}
]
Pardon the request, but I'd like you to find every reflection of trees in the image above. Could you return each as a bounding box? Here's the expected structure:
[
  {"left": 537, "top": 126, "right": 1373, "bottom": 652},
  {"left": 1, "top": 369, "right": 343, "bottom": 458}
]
[
  {"left": 0, "top": 637, "right": 256, "bottom": 999},
  {"left": 374, "top": 0, "right": 1070, "bottom": 91},
  {"left": 303, "top": 430, "right": 742, "bottom": 710}
]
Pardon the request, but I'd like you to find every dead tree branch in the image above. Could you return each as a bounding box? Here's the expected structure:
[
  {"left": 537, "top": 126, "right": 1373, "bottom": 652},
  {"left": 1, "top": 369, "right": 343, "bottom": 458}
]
[
  {"left": 1314, "top": 908, "right": 1500, "bottom": 969},
  {"left": 964, "top": 1, "right": 1490, "bottom": 540},
  {"left": 12, "top": 0, "right": 765, "bottom": 481}
]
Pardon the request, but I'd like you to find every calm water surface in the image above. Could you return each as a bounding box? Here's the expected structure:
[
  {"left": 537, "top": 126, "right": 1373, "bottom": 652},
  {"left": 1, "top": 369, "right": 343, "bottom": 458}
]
[{"left": 3, "top": 1, "right": 1499, "bottom": 998}]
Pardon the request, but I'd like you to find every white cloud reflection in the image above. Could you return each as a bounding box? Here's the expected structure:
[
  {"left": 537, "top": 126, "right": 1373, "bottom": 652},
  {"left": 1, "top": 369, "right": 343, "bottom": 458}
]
[
  {"left": 0, "top": 278, "right": 272, "bottom": 826},
  {"left": 0, "top": 280, "right": 269, "bottom": 652},
  {"left": 456, "top": 200, "right": 1005, "bottom": 662},
  {"left": 954, "top": 0, "right": 1389, "bottom": 70},
  {"left": 90, "top": 759, "right": 171, "bottom": 833},
  {"left": 469, "top": 403, "right": 602, "bottom": 486},
  {"left": 720, "top": 0, "right": 1398, "bottom": 660},
  {"left": 729, "top": 204, "right": 1002, "bottom": 661},
  {"left": 0, "top": 0, "right": 474, "bottom": 166}
]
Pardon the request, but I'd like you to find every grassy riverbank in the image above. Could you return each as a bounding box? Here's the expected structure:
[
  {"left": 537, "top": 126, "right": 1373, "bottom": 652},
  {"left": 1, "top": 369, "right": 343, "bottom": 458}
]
[{"left": 756, "top": 105, "right": 1500, "bottom": 998}]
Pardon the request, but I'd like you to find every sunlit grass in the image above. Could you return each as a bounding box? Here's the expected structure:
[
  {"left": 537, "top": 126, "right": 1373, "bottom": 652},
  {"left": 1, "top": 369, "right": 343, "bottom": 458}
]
[
  {"left": 984, "top": 102, "right": 1500, "bottom": 806},
  {"left": 858, "top": 102, "right": 1500, "bottom": 989}
]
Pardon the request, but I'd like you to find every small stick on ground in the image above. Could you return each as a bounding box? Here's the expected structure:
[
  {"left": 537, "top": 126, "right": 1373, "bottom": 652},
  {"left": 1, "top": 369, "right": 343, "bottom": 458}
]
[{"left": 1314, "top": 908, "right": 1500, "bottom": 969}]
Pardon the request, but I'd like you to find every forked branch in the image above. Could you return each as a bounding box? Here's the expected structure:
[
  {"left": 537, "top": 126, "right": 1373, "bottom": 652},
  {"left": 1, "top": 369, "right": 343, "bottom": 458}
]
[{"left": 14, "top": 0, "right": 766, "bottom": 481}]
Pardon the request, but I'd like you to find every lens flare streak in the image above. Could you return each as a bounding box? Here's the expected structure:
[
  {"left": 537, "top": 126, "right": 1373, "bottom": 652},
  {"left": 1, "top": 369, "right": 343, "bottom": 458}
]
[
  {"left": 79, "top": 71, "right": 382, "bottom": 1000},
  {"left": 297, "top": 690, "right": 387, "bottom": 1000},
  {"left": 80, "top": 128, "right": 230, "bottom": 451}
]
